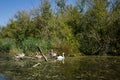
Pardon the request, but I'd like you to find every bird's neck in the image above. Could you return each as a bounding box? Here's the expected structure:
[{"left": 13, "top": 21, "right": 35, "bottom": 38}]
[{"left": 62, "top": 53, "right": 64, "bottom": 57}]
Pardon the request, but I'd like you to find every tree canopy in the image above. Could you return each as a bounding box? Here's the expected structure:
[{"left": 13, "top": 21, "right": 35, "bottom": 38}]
[{"left": 0, "top": 0, "right": 120, "bottom": 55}]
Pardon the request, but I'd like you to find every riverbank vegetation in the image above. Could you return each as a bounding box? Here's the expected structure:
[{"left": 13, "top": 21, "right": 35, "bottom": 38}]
[{"left": 0, "top": 0, "right": 120, "bottom": 56}]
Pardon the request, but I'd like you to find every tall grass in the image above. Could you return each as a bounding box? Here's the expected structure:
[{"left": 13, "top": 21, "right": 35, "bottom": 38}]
[
  {"left": 22, "top": 38, "right": 52, "bottom": 54},
  {"left": 0, "top": 36, "right": 79, "bottom": 56},
  {"left": 0, "top": 38, "right": 53, "bottom": 55},
  {"left": 0, "top": 37, "right": 78, "bottom": 56}
]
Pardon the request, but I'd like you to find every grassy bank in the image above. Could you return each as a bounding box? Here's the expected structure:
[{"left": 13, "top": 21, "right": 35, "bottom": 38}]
[{"left": 0, "top": 55, "right": 120, "bottom": 80}]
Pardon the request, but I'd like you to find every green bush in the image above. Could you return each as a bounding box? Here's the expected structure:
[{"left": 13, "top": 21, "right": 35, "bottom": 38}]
[
  {"left": 21, "top": 38, "right": 39, "bottom": 54},
  {"left": 0, "top": 38, "right": 16, "bottom": 53},
  {"left": 51, "top": 38, "right": 79, "bottom": 56},
  {"left": 21, "top": 38, "right": 52, "bottom": 54}
]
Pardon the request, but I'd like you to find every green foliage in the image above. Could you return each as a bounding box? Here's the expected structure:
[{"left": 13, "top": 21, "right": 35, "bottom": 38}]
[
  {"left": 1, "top": 0, "right": 120, "bottom": 55},
  {"left": 21, "top": 38, "right": 39, "bottom": 53},
  {"left": 0, "top": 38, "right": 16, "bottom": 53},
  {"left": 21, "top": 38, "right": 52, "bottom": 54},
  {"left": 56, "top": 0, "right": 66, "bottom": 10}
]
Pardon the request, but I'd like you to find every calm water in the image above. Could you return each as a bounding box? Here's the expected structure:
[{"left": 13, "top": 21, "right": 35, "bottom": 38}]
[
  {"left": 0, "top": 75, "right": 9, "bottom": 80},
  {"left": 0, "top": 55, "right": 120, "bottom": 80}
]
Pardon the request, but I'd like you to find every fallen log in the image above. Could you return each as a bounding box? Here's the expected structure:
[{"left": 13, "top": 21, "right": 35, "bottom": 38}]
[{"left": 36, "top": 46, "right": 48, "bottom": 62}]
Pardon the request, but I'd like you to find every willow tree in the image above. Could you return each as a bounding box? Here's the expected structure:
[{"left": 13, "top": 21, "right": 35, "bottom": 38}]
[
  {"left": 76, "top": 0, "right": 109, "bottom": 55},
  {"left": 31, "top": 0, "right": 52, "bottom": 39},
  {"left": 106, "top": 0, "right": 120, "bottom": 55}
]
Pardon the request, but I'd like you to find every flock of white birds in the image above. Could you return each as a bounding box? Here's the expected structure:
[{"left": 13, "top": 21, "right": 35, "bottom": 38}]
[{"left": 15, "top": 49, "right": 65, "bottom": 64}]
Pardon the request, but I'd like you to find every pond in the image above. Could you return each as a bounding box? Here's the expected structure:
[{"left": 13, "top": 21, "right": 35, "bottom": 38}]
[
  {"left": 0, "top": 55, "right": 120, "bottom": 80},
  {"left": 0, "top": 75, "right": 9, "bottom": 80}
]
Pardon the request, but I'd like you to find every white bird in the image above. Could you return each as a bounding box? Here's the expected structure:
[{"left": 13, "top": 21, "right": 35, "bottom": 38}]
[
  {"left": 50, "top": 49, "right": 57, "bottom": 58},
  {"left": 57, "top": 52, "right": 65, "bottom": 64},
  {"left": 35, "top": 55, "right": 42, "bottom": 59},
  {"left": 52, "top": 53, "right": 57, "bottom": 57},
  {"left": 15, "top": 53, "right": 25, "bottom": 59},
  {"left": 35, "top": 52, "right": 42, "bottom": 59}
]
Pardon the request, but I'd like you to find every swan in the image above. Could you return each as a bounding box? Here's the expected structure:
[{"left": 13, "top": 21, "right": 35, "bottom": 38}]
[
  {"left": 35, "top": 55, "right": 42, "bottom": 59},
  {"left": 15, "top": 53, "right": 25, "bottom": 59},
  {"left": 57, "top": 52, "right": 65, "bottom": 64},
  {"left": 35, "top": 52, "right": 42, "bottom": 59},
  {"left": 50, "top": 49, "right": 57, "bottom": 58}
]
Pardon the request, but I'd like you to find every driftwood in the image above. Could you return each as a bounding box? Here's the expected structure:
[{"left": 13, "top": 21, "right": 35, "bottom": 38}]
[
  {"left": 33, "top": 63, "right": 41, "bottom": 67},
  {"left": 36, "top": 46, "right": 48, "bottom": 62}
]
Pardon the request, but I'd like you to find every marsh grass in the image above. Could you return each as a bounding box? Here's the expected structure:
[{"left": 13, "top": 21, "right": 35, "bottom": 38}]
[{"left": 0, "top": 55, "right": 120, "bottom": 80}]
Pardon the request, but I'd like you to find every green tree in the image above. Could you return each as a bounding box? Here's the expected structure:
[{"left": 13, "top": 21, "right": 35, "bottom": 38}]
[
  {"left": 76, "top": 0, "right": 109, "bottom": 55},
  {"left": 106, "top": 0, "right": 120, "bottom": 55}
]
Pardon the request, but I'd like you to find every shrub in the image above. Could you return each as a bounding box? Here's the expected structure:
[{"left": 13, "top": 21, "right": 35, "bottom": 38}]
[
  {"left": 51, "top": 38, "right": 79, "bottom": 56},
  {"left": 21, "top": 38, "right": 52, "bottom": 54},
  {"left": 0, "top": 38, "right": 16, "bottom": 53}
]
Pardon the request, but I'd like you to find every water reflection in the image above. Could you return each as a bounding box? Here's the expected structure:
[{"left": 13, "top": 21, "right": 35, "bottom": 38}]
[{"left": 0, "top": 75, "right": 9, "bottom": 80}]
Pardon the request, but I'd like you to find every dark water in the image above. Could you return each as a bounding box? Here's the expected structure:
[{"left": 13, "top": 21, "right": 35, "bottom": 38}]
[
  {"left": 0, "top": 75, "right": 9, "bottom": 80},
  {"left": 0, "top": 55, "right": 120, "bottom": 80}
]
